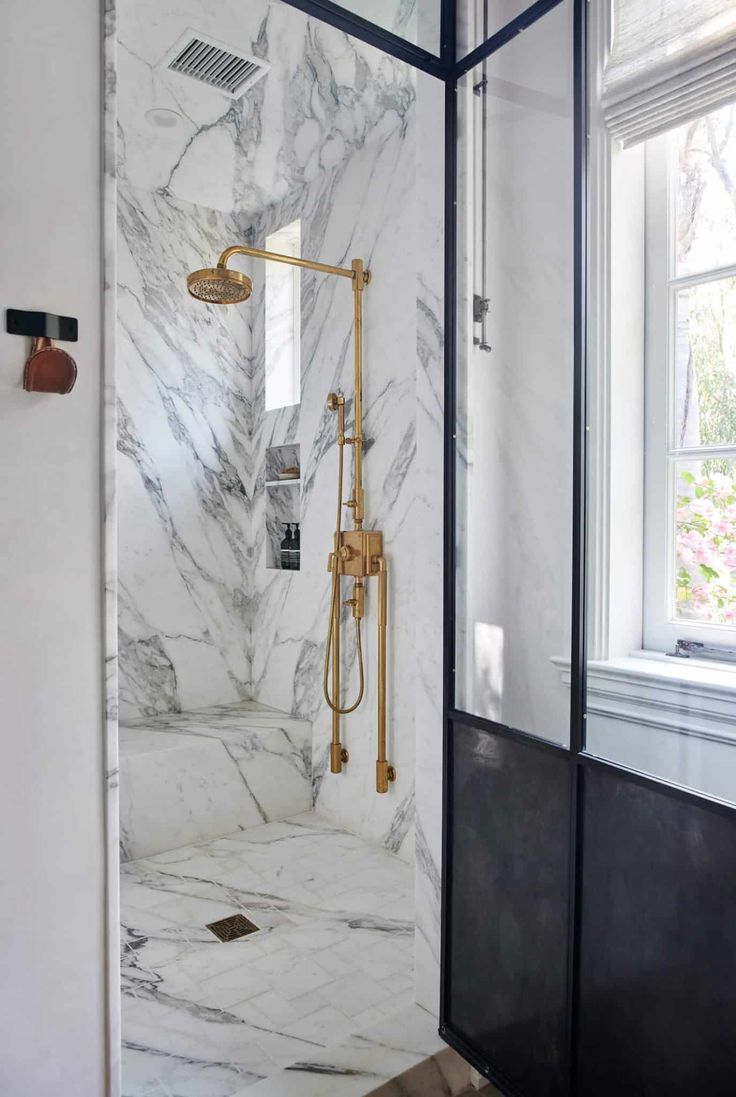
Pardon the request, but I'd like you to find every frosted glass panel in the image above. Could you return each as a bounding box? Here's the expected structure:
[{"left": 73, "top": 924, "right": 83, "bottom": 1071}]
[{"left": 454, "top": 1, "right": 574, "bottom": 745}]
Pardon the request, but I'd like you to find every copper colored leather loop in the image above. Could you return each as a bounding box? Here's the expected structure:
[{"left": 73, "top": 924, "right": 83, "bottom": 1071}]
[{"left": 23, "top": 337, "right": 77, "bottom": 394}]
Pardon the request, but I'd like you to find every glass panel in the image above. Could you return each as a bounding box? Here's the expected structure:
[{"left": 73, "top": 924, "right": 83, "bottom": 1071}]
[
  {"left": 456, "top": 0, "right": 544, "bottom": 59},
  {"left": 676, "top": 103, "right": 736, "bottom": 278},
  {"left": 587, "top": 97, "right": 736, "bottom": 804},
  {"left": 331, "top": 0, "right": 441, "bottom": 54},
  {"left": 454, "top": 1, "right": 574, "bottom": 745},
  {"left": 674, "top": 457, "right": 736, "bottom": 627},
  {"left": 674, "top": 278, "right": 736, "bottom": 448}
]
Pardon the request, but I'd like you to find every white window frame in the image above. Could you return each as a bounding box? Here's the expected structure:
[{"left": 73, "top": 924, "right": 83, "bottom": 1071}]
[
  {"left": 265, "top": 219, "right": 301, "bottom": 412},
  {"left": 643, "top": 128, "right": 736, "bottom": 653},
  {"left": 553, "top": 0, "right": 736, "bottom": 764}
]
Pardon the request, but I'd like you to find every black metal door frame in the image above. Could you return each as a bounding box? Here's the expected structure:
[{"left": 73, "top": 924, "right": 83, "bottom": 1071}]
[{"left": 273, "top": 1, "right": 736, "bottom": 1091}]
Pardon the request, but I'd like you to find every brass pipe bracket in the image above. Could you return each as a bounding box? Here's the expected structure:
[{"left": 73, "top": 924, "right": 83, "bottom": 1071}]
[
  {"left": 376, "top": 761, "right": 396, "bottom": 794},
  {"left": 331, "top": 743, "right": 349, "bottom": 772}
]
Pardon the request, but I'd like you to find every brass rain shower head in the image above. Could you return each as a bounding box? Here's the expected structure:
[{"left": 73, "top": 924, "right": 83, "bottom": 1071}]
[{"left": 187, "top": 265, "right": 253, "bottom": 305}]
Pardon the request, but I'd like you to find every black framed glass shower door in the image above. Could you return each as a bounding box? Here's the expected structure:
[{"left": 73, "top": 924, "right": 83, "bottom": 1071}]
[{"left": 441, "top": 1, "right": 736, "bottom": 1095}]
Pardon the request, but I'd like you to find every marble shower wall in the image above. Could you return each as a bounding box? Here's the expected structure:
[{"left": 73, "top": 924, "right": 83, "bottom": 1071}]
[
  {"left": 246, "top": 104, "right": 421, "bottom": 862},
  {"left": 117, "top": 184, "right": 254, "bottom": 718},
  {"left": 115, "top": 0, "right": 445, "bottom": 1009},
  {"left": 118, "top": 0, "right": 416, "bottom": 216},
  {"left": 413, "top": 71, "right": 445, "bottom": 1014}
]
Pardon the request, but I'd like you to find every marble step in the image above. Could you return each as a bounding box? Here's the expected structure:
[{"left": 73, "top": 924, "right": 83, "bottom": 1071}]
[
  {"left": 235, "top": 1004, "right": 481, "bottom": 1097},
  {"left": 120, "top": 702, "right": 312, "bottom": 860}
]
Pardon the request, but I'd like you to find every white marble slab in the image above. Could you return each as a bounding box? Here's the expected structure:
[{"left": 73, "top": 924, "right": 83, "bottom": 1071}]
[
  {"left": 239, "top": 1003, "right": 471, "bottom": 1097},
  {"left": 120, "top": 703, "right": 311, "bottom": 860},
  {"left": 117, "top": 0, "right": 416, "bottom": 215},
  {"left": 111, "top": 0, "right": 447, "bottom": 1052},
  {"left": 121, "top": 812, "right": 415, "bottom": 1096}
]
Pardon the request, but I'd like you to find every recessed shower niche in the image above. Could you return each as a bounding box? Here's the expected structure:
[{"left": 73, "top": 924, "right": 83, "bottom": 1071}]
[{"left": 265, "top": 443, "right": 300, "bottom": 570}]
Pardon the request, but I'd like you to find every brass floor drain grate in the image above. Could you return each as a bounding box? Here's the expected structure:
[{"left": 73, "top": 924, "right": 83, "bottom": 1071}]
[{"left": 206, "top": 913, "right": 260, "bottom": 942}]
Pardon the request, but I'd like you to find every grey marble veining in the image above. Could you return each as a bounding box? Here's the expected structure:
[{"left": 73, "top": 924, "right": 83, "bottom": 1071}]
[
  {"left": 240, "top": 1004, "right": 473, "bottom": 1097},
  {"left": 111, "top": 0, "right": 447, "bottom": 1054},
  {"left": 121, "top": 812, "right": 415, "bottom": 1096},
  {"left": 120, "top": 703, "right": 312, "bottom": 859},
  {"left": 118, "top": 0, "right": 416, "bottom": 215},
  {"left": 243, "top": 114, "right": 421, "bottom": 859},
  {"left": 117, "top": 183, "right": 254, "bottom": 718}
]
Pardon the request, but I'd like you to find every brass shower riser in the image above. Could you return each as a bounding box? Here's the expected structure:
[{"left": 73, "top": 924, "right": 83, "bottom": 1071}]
[{"left": 186, "top": 247, "right": 394, "bottom": 794}]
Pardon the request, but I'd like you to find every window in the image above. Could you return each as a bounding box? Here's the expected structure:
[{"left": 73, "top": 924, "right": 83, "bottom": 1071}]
[
  {"left": 644, "top": 103, "right": 736, "bottom": 651},
  {"left": 265, "top": 219, "right": 301, "bottom": 411}
]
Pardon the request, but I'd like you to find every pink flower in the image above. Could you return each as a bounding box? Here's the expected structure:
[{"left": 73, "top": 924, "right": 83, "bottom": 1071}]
[
  {"left": 724, "top": 544, "right": 736, "bottom": 569},
  {"left": 724, "top": 608, "right": 736, "bottom": 623},
  {"left": 690, "top": 498, "right": 715, "bottom": 520},
  {"left": 695, "top": 542, "right": 715, "bottom": 564},
  {"left": 715, "top": 520, "right": 732, "bottom": 536},
  {"left": 712, "top": 473, "right": 733, "bottom": 497},
  {"left": 679, "top": 529, "right": 702, "bottom": 549}
]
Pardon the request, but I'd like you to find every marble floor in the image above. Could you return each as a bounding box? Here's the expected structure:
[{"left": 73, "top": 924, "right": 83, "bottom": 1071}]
[{"left": 121, "top": 812, "right": 415, "bottom": 1097}]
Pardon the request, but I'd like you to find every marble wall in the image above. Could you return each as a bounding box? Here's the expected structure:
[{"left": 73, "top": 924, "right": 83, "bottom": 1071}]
[
  {"left": 117, "top": 184, "right": 254, "bottom": 718},
  {"left": 118, "top": 0, "right": 415, "bottom": 216},
  {"left": 115, "top": 0, "right": 445, "bottom": 1013},
  {"left": 246, "top": 104, "right": 422, "bottom": 861}
]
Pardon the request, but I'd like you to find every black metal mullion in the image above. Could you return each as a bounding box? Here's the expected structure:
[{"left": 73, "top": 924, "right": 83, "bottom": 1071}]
[
  {"left": 440, "top": 69, "right": 458, "bottom": 1031},
  {"left": 453, "top": 0, "right": 565, "bottom": 78},
  {"left": 279, "top": 0, "right": 448, "bottom": 77},
  {"left": 449, "top": 708, "right": 571, "bottom": 758},
  {"left": 567, "top": 0, "right": 589, "bottom": 1091}
]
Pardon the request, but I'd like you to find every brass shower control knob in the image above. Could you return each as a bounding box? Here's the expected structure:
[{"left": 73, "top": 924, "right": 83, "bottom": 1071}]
[{"left": 338, "top": 545, "right": 356, "bottom": 561}]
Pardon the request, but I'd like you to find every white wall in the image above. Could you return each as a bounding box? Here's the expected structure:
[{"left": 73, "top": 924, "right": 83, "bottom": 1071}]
[{"left": 0, "top": 1, "right": 107, "bottom": 1094}]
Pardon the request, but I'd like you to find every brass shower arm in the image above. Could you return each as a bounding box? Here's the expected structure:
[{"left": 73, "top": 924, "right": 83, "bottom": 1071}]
[{"left": 216, "top": 245, "right": 371, "bottom": 284}]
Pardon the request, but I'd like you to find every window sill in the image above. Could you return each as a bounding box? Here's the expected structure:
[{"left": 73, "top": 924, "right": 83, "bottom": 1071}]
[{"left": 551, "top": 651, "right": 736, "bottom": 743}]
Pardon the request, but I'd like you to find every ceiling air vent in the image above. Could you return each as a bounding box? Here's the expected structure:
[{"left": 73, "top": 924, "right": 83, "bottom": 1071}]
[{"left": 162, "top": 31, "right": 269, "bottom": 100}]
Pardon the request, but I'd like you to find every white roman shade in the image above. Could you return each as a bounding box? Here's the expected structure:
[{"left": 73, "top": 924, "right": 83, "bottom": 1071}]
[{"left": 603, "top": 0, "right": 736, "bottom": 146}]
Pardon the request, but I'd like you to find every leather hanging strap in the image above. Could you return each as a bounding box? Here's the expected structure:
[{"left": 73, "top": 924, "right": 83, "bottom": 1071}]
[{"left": 23, "top": 335, "right": 77, "bottom": 394}]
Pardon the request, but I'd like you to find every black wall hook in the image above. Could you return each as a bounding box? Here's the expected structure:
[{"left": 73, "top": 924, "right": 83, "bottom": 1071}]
[{"left": 6, "top": 309, "right": 78, "bottom": 342}]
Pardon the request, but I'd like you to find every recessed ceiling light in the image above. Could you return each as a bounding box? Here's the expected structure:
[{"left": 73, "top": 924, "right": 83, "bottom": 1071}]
[{"left": 145, "top": 108, "right": 183, "bottom": 129}]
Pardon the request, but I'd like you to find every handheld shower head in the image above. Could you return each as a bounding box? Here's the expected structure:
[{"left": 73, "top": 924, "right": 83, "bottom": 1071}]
[{"left": 187, "top": 265, "right": 252, "bottom": 305}]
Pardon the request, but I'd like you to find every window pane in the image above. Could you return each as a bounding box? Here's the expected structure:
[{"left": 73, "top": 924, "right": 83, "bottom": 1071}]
[
  {"left": 676, "top": 104, "right": 736, "bottom": 277},
  {"left": 674, "top": 457, "right": 736, "bottom": 627},
  {"left": 454, "top": 2, "right": 574, "bottom": 745},
  {"left": 674, "top": 278, "right": 736, "bottom": 448},
  {"left": 456, "top": 0, "right": 542, "bottom": 58}
]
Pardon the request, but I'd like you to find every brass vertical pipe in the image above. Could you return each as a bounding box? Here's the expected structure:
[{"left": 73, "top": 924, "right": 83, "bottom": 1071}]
[
  {"left": 351, "top": 259, "right": 366, "bottom": 528},
  {"left": 375, "top": 557, "right": 395, "bottom": 793}
]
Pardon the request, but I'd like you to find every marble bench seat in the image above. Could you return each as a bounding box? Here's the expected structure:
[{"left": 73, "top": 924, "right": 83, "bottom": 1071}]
[{"left": 119, "top": 702, "right": 312, "bottom": 861}]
